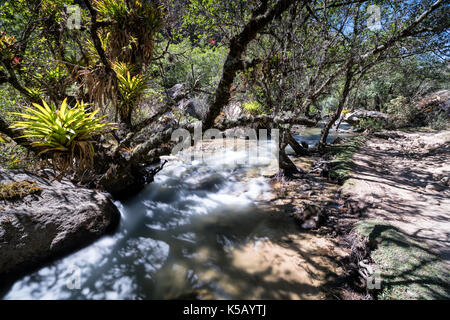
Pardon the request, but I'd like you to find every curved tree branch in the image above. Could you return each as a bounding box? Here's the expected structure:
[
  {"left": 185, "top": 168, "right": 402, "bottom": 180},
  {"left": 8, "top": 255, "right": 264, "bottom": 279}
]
[{"left": 203, "top": 0, "right": 309, "bottom": 128}]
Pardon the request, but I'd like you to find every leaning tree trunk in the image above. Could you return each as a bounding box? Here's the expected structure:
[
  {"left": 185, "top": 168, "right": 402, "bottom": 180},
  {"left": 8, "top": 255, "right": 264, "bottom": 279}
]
[
  {"left": 335, "top": 114, "right": 344, "bottom": 131},
  {"left": 276, "top": 128, "right": 302, "bottom": 179},
  {"left": 286, "top": 130, "right": 309, "bottom": 156},
  {"left": 318, "top": 64, "right": 354, "bottom": 152}
]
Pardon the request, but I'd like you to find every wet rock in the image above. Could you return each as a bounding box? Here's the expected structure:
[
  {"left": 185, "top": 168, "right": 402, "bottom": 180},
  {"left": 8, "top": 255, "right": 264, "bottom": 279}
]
[
  {"left": 0, "top": 169, "right": 120, "bottom": 277},
  {"left": 292, "top": 204, "right": 324, "bottom": 229},
  {"left": 300, "top": 141, "right": 309, "bottom": 149}
]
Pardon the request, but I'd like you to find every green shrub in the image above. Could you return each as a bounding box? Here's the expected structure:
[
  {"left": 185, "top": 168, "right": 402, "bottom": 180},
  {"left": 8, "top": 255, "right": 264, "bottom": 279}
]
[
  {"left": 426, "top": 111, "right": 448, "bottom": 130},
  {"left": 357, "top": 118, "right": 385, "bottom": 132},
  {"left": 242, "top": 101, "right": 263, "bottom": 115},
  {"left": 385, "top": 96, "right": 418, "bottom": 127},
  {"left": 9, "top": 98, "right": 116, "bottom": 177}
]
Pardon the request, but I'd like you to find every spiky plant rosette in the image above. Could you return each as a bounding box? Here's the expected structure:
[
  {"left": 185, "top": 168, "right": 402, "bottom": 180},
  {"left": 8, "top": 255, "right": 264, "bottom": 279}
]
[
  {"left": 93, "top": 0, "right": 163, "bottom": 64},
  {"left": 113, "top": 62, "right": 149, "bottom": 118},
  {"left": 0, "top": 31, "right": 16, "bottom": 63},
  {"left": 10, "top": 98, "right": 116, "bottom": 178}
]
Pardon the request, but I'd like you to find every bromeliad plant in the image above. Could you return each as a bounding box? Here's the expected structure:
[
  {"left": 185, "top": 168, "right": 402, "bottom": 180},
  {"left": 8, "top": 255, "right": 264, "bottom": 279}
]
[
  {"left": 10, "top": 98, "right": 116, "bottom": 178},
  {"left": 114, "top": 62, "right": 148, "bottom": 126},
  {"left": 93, "top": 0, "right": 162, "bottom": 64}
]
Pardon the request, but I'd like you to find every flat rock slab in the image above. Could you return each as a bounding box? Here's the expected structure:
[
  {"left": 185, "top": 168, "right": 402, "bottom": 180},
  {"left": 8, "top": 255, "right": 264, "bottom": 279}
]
[{"left": 0, "top": 169, "right": 120, "bottom": 277}]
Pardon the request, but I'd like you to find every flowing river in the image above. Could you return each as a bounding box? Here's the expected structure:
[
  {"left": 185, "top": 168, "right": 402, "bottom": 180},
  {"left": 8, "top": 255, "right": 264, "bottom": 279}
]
[{"left": 2, "top": 124, "right": 353, "bottom": 300}]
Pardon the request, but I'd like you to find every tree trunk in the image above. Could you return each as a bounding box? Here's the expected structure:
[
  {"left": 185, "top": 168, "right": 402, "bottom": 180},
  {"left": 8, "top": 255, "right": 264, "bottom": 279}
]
[
  {"left": 286, "top": 130, "right": 309, "bottom": 156},
  {"left": 318, "top": 64, "right": 354, "bottom": 151},
  {"left": 276, "top": 128, "right": 301, "bottom": 179}
]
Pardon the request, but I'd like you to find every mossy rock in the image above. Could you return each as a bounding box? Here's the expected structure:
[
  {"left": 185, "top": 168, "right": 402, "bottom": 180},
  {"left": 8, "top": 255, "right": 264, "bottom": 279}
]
[{"left": 0, "top": 180, "right": 42, "bottom": 201}]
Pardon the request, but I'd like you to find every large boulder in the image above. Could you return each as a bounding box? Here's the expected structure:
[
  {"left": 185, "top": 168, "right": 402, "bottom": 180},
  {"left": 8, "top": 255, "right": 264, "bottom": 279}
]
[
  {"left": 0, "top": 169, "right": 120, "bottom": 277},
  {"left": 166, "top": 83, "right": 185, "bottom": 101},
  {"left": 344, "top": 109, "right": 390, "bottom": 126},
  {"left": 183, "top": 99, "right": 207, "bottom": 120}
]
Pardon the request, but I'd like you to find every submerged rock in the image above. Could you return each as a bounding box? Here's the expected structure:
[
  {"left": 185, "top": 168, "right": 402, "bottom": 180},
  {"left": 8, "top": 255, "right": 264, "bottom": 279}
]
[{"left": 0, "top": 169, "right": 120, "bottom": 277}]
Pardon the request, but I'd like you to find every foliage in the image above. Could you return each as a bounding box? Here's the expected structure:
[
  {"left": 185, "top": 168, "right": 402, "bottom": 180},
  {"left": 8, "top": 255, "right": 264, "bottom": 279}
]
[
  {"left": 0, "top": 31, "right": 16, "bottom": 63},
  {"left": 0, "top": 0, "right": 448, "bottom": 184},
  {"left": 9, "top": 98, "right": 116, "bottom": 176},
  {"left": 182, "top": 0, "right": 250, "bottom": 42},
  {"left": 357, "top": 118, "right": 386, "bottom": 132},
  {"left": 158, "top": 39, "right": 226, "bottom": 90},
  {"left": 242, "top": 101, "right": 263, "bottom": 116},
  {"left": 0, "top": 144, "right": 38, "bottom": 169}
]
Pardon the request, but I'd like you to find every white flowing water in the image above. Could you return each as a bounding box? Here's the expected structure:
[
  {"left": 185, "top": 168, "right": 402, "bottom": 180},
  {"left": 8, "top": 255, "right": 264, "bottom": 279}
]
[
  {"left": 2, "top": 125, "right": 354, "bottom": 300},
  {"left": 2, "top": 140, "right": 281, "bottom": 299}
]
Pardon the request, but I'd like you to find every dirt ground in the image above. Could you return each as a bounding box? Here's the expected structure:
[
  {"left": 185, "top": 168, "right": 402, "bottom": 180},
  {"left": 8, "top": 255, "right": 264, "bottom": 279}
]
[{"left": 341, "top": 130, "right": 450, "bottom": 267}]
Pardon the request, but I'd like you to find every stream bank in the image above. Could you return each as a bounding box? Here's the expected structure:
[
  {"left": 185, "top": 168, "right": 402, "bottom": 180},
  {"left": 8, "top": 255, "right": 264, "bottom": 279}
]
[{"left": 1, "top": 126, "right": 356, "bottom": 300}]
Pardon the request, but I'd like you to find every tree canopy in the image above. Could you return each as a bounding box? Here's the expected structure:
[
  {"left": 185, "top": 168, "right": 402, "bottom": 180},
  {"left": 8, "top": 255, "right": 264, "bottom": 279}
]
[{"left": 0, "top": 0, "right": 448, "bottom": 196}]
